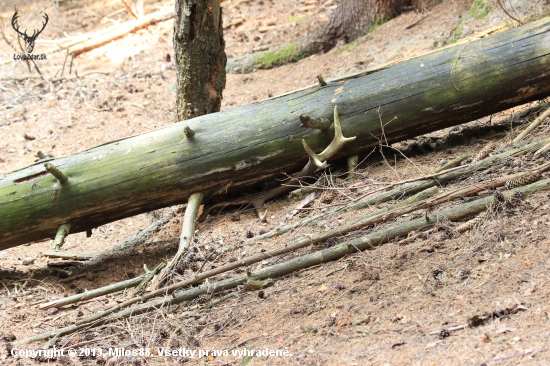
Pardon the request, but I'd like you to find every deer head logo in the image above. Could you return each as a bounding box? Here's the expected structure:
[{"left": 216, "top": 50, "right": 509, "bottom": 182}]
[{"left": 11, "top": 10, "right": 49, "bottom": 54}]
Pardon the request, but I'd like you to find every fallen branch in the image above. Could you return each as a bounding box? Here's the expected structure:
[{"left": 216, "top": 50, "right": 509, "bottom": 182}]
[
  {"left": 22, "top": 178, "right": 550, "bottom": 344},
  {"left": 56, "top": 9, "right": 173, "bottom": 56},
  {"left": 128, "top": 262, "right": 165, "bottom": 297},
  {"left": 534, "top": 141, "right": 550, "bottom": 157},
  {"left": 433, "top": 154, "right": 469, "bottom": 173},
  {"left": 39, "top": 275, "right": 145, "bottom": 310},
  {"left": 513, "top": 107, "right": 550, "bottom": 143},
  {"left": 41, "top": 251, "right": 96, "bottom": 260},
  {"left": 288, "top": 175, "right": 328, "bottom": 198}
]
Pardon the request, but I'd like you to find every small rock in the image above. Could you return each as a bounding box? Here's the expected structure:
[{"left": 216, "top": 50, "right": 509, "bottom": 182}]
[
  {"left": 23, "top": 133, "right": 36, "bottom": 141},
  {"left": 21, "top": 257, "right": 35, "bottom": 265},
  {"left": 362, "top": 270, "right": 380, "bottom": 281},
  {"left": 1, "top": 334, "right": 16, "bottom": 342},
  {"left": 457, "top": 268, "right": 470, "bottom": 278},
  {"left": 47, "top": 307, "right": 59, "bottom": 315},
  {"left": 197, "top": 317, "right": 207, "bottom": 326}
]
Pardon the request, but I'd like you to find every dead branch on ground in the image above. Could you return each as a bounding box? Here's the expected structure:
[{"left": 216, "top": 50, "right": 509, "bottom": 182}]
[
  {"left": 54, "top": 9, "right": 173, "bottom": 56},
  {"left": 39, "top": 275, "right": 145, "bottom": 310},
  {"left": 513, "top": 107, "right": 550, "bottom": 143}
]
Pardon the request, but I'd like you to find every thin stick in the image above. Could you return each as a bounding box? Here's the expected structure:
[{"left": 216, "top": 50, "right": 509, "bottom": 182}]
[
  {"left": 534, "top": 141, "right": 550, "bottom": 157},
  {"left": 39, "top": 275, "right": 145, "bottom": 310},
  {"left": 433, "top": 154, "right": 469, "bottom": 173},
  {"left": 513, "top": 108, "right": 550, "bottom": 143},
  {"left": 429, "top": 324, "right": 468, "bottom": 335},
  {"left": 127, "top": 262, "right": 166, "bottom": 297},
  {"left": 497, "top": 0, "right": 523, "bottom": 25},
  {"left": 41, "top": 251, "right": 96, "bottom": 260}
]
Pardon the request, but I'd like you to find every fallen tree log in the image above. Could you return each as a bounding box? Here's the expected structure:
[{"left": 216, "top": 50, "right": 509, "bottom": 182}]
[{"left": 1, "top": 18, "right": 550, "bottom": 250}]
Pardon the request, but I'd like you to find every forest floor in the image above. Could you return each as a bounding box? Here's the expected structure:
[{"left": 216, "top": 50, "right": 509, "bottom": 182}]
[{"left": 1, "top": 0, "right": 550, "bottom": 365}]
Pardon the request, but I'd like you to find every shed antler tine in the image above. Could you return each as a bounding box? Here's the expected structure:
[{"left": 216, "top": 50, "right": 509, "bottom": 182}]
[
  {"left": 302, "top": 139, "right": 328, "bottom": 169},
  {"left": 318, "top": 105, "right": 357, "bottom": 161},
  {"left": 302, "top": 105, "right": 356, "bottom": 169}
]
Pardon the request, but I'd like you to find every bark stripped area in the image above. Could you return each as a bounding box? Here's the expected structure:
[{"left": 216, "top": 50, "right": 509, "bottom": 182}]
[{"left": 174, "top": 0, "right": 227, "bottom": 120}]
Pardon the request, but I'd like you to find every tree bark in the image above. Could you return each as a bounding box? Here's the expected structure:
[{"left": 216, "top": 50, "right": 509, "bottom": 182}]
[
  {"left": 1, "top": 18, "right": 550, "bottom": 250},
  {"left": 174, "top": 0, "right": 226, "bottom": 120},
  {"left": 303, "top": 0, "right": 404, "bottom": 54}
]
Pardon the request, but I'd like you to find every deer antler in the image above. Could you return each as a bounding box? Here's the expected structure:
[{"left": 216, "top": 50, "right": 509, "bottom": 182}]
[
  {"left": 11, "top": 11, "right": 49, "bottom": 37},
  {"left": 34, "top": 13, "right": 49, "bottom": 38},
  {"left": 302, "top": 105, "right": 356, "bottom": 169},
  {"left": 11, "top": 10, "right": 48, "bottom": 53},
  {"left": 11, "top": 10, "right": 26, "bottom": 37}
]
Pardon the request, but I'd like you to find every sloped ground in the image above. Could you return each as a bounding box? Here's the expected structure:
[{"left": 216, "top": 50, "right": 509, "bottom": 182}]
[{"left": 0, "top": 0, "right": 549, "bottom": 365}]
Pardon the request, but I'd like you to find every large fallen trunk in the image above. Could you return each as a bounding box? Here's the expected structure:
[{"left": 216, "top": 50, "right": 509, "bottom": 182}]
[{"left": 1, "top": 18, "right": 550, "bottom": 250}]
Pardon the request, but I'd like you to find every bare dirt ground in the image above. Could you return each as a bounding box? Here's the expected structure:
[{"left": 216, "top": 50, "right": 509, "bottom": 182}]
[{"left": 1, "top": 0, "right": 550, "bottom": 365}]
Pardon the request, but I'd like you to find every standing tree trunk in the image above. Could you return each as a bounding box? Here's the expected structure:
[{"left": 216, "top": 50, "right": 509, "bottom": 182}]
[
  {"left": 174, "top": 0, "right": 227, "bottom": 121},
  {"left": 303, "top": 0, "right": 405, "bottom": 54}
]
